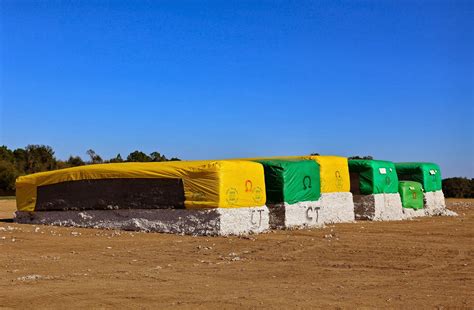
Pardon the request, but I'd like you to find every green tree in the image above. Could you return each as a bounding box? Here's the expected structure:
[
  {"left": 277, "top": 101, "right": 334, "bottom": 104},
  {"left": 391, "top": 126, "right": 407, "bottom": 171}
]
[
  {"left": 109, "top": 153, "right": 124, "bottom": 163},
  {"left": 56, "top": 160, "right": 69, "bottom": 170},
  {"left": 0, "top": 146, "right": 15, "bottom": 163},
  {"left": 67, "top": 156, "right": 86, "bottom": 167},
  {"left": 86, "top": 149, "right": 103, "bottom": 164},
  {"left": 0, "top": 160, "right": 18, "bottom": 195},
  {"left": 13, "top": 148, "right": 27, "bottom": 172},
  {"left": 127, "top": 151, "right": 151, "bottom": 162},
  {"left": 442, "top": 177, "right": 474, "bottom": 198},
  {"left": 349, "top": 155, "right": 374, "bottom": 160},
  {"left": 24, "top": 145, "right": 57, "bottom": 173},
  {"left": 150, "top": 151, "right": 167, "bottom": 162},
  {"left": 149, "top": 152, "right": 180, "bottom": 162}
]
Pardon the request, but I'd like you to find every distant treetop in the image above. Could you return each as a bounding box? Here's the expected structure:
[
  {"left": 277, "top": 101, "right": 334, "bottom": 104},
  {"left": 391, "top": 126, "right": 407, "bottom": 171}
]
[{"left": 348, "top": 155, "right": 374, "bottom": 160}]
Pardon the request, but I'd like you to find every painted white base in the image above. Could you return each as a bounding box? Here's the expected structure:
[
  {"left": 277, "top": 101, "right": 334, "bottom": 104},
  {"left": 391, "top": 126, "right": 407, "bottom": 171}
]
[
  {"left": 318, "top": 192, "right": 355, "bottom": 224},
  {"left": 402, "top": 208, "right": 426, "bottom": 218},
  {"left": 14, "top": 206, "right": 270, "bottom": 236},
  {"left": 424, "top": 190, "right": 457, "bottom": 216},
  {"left": 354, "top": 193, "right": 404, "bottom": 221},
  {"left": 267, "top": 201, "right": 322, "bottom": 229}
]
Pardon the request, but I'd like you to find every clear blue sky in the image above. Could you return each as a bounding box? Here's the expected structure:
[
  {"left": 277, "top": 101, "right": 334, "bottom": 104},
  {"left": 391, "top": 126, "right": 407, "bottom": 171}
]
[{"left": 1, "top": 1, "right": 473, "bottom": 177}]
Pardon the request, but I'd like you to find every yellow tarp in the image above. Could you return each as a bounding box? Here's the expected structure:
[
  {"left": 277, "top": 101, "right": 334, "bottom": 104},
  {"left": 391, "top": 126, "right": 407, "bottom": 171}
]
[
  {"left": 234, "top": 155, "right": 350, "bottom": 193},
  {"left": 305, "top": 156, "right": 350, "bottom": 193},
  {"left": 16, "top": 160, "right": 266, "bottom": 212}
]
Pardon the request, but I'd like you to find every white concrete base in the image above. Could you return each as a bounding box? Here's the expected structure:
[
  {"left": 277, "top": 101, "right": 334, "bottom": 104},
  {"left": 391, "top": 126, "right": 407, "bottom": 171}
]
[
  {"left": 267, "top": 201, "right": 322, "bottom": 229},
  {"left": 318, "top": 192, "right": 355, "bottom": 224},
  {"left": 424, "top": 190, "right": 457, "bottom": 216},
  {"left": 353, "top": 193, "right": 404, "bottom": 221},
  {"left": 14, "top": 206, "right": 270, "bottom": 236},
  {"left": 402, "top": 208, "right": 426, "bottom": 219}
]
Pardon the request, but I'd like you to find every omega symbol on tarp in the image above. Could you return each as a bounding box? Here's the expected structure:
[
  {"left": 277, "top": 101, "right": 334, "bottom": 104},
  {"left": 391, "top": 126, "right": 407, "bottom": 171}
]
[
  {"left": 245, "top": 180, "right": 253, "bottom": 192},
  {"left": 412, "top": 191, "right": 417, "bottom": 200},
  {"left": 335, "top": 171, "right": 343, "bottom": 189},
  {"left": 303, "top": 176, "right": 312, "bottom": 190},
  {"left": 226, "top": 188, "right": 238, "bottom": 205}
]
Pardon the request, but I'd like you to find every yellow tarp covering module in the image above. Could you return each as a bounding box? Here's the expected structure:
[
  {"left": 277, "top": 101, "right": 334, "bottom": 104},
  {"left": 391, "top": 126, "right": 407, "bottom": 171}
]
[
  {"left": 16, "top": 160, "right": 266, "bottom": 212},
  {"left": 294, "top": 156, "right": 350, "bottom": 193},
  {"left": 236, "top": 155, "right": 350, "bottom": 193}
]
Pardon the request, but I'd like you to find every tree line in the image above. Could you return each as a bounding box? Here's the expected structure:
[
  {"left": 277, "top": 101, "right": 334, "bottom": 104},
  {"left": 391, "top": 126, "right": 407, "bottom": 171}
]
[
  {"left": 442, "top": 178, "right": 474, "bottom": 198},
  {"left": 0, "top": 146, "right": 472, "bottom": 198},
  {"left": 0, "top": 145, "right": 180, "bottom": 195}
]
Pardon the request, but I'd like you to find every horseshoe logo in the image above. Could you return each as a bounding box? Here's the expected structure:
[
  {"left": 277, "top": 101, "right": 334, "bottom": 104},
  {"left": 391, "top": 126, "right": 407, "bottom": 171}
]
[
  {"left": 303, "top": 176, "right": 312, "bottom": 190},
  {"left": 245, "top": 180, "right": 253, "bottom": 192},
  {"left": 335, "top": 170, "right": 343, "bottom": 189}
]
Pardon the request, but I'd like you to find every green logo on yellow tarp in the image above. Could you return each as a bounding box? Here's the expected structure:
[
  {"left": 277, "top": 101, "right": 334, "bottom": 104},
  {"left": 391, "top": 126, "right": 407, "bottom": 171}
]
[
  {"left": 335, "top": 171, "right": 343, "bottom": 190},
  {"left": 226, "top": 188, "right": 238, "bottom": 205},
  {"left": 252, "top": 186, "right": 263, "bottom": 203}
]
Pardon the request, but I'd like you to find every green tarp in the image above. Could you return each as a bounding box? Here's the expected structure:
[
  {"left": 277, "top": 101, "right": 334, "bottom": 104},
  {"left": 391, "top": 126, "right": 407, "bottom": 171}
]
[
  {"left": 348, "top": 160, "right": 399, "bottom": 194},
  {"left": 398, "top": 181, "right": 424, "bottom": 209},
  {"left": 395, "top": 162, "right": 442, "bottom": 192},
  {"left": 255, "top": 159, "right": 320, "bottom": 204}
]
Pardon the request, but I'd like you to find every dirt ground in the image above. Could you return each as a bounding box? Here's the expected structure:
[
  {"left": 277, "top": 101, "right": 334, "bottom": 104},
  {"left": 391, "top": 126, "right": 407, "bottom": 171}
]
[{"left": 0, "top": 198, "right": 472, "bottom": 309}]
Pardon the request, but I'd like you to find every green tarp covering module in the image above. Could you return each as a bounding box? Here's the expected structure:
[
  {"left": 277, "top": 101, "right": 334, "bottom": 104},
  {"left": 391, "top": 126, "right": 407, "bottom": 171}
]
[
  {"left": 398, "top": 181, "right": 424, "bottom": 209},
  {"left": 349, "top": 160, "right": 399, "bottom": 194},
  {"left": 395, "top": 162, "right": 442, "bottom": 192},
  {"left": 255, "top": 159, "right": 320, "bottom": 204}
]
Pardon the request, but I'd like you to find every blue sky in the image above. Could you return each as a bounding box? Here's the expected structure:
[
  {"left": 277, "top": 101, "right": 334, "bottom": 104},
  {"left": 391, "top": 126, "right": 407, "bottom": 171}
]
[{"left": 1, "top": 1, "right": 473, "bottom": 177}]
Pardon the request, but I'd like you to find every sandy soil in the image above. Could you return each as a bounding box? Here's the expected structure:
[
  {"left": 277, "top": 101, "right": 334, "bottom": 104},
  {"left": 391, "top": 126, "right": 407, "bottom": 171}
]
[{"left": 0, "top": 198, "right": 472, "bottom": 309}]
